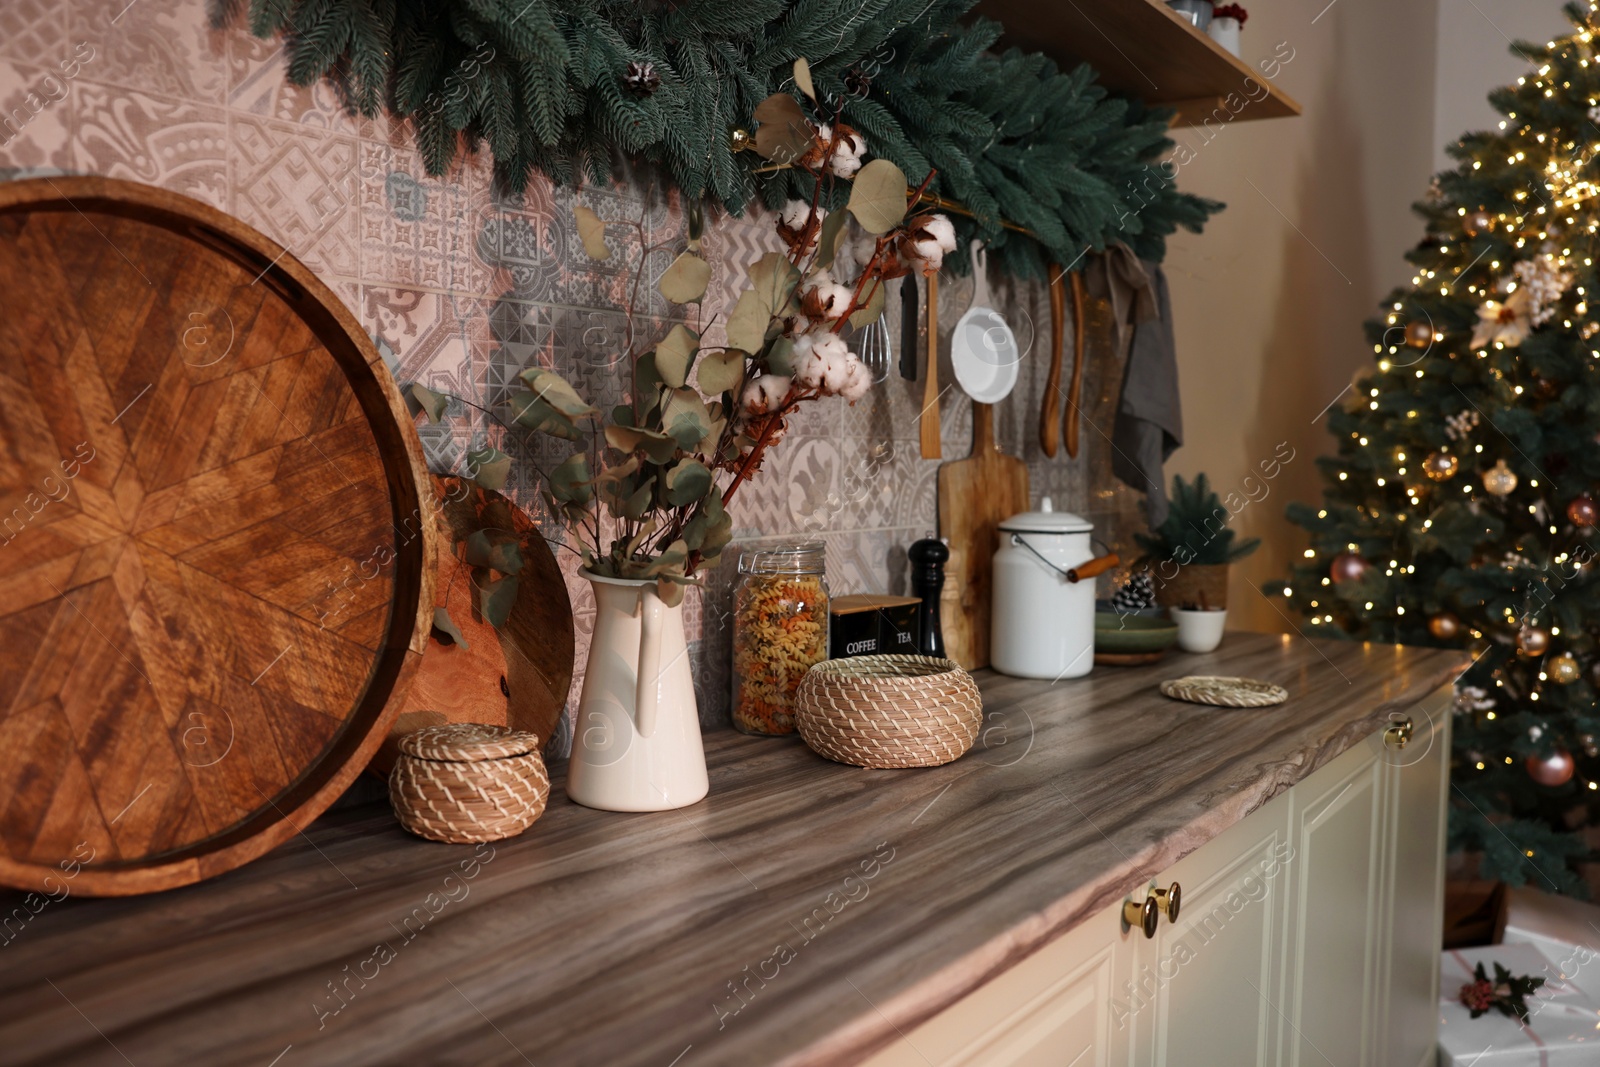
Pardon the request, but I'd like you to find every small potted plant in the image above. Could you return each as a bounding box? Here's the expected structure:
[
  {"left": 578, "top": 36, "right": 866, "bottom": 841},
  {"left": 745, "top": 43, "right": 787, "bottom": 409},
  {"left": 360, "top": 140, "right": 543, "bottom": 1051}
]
[
  {"left": 1208, "top": 4, "right": 1247, "bottom": 56},
  {"left": 1134, "top": 473, "right": 1260, "bottom": 652}
]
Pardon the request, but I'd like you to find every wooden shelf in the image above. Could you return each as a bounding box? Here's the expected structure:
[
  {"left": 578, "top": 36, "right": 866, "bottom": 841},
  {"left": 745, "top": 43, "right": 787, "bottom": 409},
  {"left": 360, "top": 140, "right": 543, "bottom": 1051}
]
[{"left": 973, "top": 0, "right": 1301, "bottom": 126}]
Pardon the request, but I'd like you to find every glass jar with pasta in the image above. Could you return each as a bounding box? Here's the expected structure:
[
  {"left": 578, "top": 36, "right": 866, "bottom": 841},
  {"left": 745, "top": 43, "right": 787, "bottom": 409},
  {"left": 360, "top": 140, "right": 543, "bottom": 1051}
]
[{"left": 730, "top": 542, "right": 830, "bottom": 736}]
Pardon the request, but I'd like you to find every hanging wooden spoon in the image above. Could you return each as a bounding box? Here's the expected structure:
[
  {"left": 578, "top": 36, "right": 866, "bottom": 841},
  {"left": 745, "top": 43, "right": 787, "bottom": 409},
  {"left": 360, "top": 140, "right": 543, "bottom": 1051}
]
[
  {"left": 1064, "top": 269, "right": 1087, "bottom": 458},
  {"left": 1040, "top": 264, "right": 1066, "bottom": 457},
  {"left": 919, "top": 271, "right": 942, "bottom": 460}
]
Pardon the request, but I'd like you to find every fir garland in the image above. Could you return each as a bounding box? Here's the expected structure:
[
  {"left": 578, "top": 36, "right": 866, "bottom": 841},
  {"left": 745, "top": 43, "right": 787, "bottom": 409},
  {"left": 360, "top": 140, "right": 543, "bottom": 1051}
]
[{"left": 231, "top": 0, "right": 1221, "bottom": 276}]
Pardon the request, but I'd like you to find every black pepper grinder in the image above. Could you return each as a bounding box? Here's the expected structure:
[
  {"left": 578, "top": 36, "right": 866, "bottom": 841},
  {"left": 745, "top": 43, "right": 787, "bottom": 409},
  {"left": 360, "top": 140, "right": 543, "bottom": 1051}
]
[{"left": 908, "top": 537, "right": 949, "bottom": 657}]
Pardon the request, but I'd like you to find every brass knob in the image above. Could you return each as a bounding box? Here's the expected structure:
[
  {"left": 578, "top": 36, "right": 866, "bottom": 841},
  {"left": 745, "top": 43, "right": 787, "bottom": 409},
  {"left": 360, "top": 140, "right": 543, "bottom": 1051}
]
[
  {"left": 1152, "top": 882, "right": 1182, "bottom": 924},
  {"left": 1123, "top": 894, "right": 1159, "bottom": 938},
  {"left": 1384, "top": 718, "right": 1415, "bottom": 749}
]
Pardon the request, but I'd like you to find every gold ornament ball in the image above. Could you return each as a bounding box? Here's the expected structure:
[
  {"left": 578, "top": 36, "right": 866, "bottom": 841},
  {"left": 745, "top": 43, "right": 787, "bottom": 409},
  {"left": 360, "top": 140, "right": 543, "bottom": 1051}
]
[
  {"left": 1404, "top": 320, "right": 1433, "bottom": 348},
  {"left": 1527, "top": 749, "right": 1576, "bottom": 787},
  {"left": 1549, "top": 653, "right": 1582, "bottom": 684},
  {"left": 1330, "top": 551, "right": 1370, "bottom": 584},
  {"left": 1465, "top": 210, "right": 1493, "bottom": 236},
  {"left": 1423, "top": 452, "right": 1459, "bottom": 482},
  {"left": 1519, "top": 625, "right": 1551, "bottom": 656},
  {"left": 1428, "top": 612, "right": 1462, "bottom": 640},
  {"left": 730, "top": 128, "right": 752, "bottom": 152},
  {"left": 1568, "top": 495, "right": 1599, "bottom": 527},
  {"left": 1482, "top": 459, "right": 1518, "bottom": 497}
]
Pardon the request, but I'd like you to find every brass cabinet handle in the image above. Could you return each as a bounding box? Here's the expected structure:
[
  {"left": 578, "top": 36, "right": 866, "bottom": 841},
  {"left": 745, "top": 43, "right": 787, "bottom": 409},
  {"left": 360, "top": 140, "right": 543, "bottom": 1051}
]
[
  {"left": 1123, "top": 882, "right": 1182, "bottom": 938},
  {"left": 1384, "top": 718, "right": 1415, "bottom": 749},
  {"left": 1124, "top": 894, "right": 1159, "bottom": 938},
  {"left": 1153, "top": 882, "right": 1182, "bottom": 924}
]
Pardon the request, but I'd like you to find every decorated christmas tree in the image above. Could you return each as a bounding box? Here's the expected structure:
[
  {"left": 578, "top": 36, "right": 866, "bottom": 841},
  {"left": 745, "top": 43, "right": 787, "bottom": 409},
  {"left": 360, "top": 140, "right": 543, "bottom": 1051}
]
[{"left": 1284, "top": 1, "right": 1600, "bottom": 895}]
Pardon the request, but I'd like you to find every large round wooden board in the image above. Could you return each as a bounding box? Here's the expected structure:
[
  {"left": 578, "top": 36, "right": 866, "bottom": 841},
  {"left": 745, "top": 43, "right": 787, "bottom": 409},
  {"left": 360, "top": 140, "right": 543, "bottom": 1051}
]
[
  {"left": 373, "top": 476, "right": 574, "bottom": 774},
  {"left": 0, "top": 177, "right": 437, "bottom": 896}
]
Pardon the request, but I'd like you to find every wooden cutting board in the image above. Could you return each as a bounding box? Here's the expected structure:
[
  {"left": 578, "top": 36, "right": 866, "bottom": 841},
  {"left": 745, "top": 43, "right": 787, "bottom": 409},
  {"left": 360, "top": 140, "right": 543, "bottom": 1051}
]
[
  {"left": 0, "top": 177, "right": 436, "bottom": 896},
  {"left": 937, "top": 402, "right": 1029, "bottom": 670},
  {"left": 372, "top": 475, "right": 574, "bottom": 774}
]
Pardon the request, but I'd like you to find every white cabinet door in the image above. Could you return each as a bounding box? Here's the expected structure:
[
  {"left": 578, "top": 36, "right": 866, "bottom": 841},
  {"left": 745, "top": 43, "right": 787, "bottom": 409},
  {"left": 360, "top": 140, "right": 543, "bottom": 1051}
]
[
  {"left": 1126, "top": 796, "right": 1293, "bottom": 1067},
  {"left": 1278, "top": 730, "right": 1389, "bottom": 1067},
  {"left": 861, "top": 901, "right": 1135, "bottom": 1067},
  {"left": 1377, "top": 692, "right": 1451, "bottom": 1067}
]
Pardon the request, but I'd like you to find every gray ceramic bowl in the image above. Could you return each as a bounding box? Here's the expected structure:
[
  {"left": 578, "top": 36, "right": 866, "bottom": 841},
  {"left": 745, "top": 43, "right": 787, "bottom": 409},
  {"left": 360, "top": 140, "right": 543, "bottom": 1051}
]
[{"left": 1094, "top": 612, "right": 1179, "bottom": 654}]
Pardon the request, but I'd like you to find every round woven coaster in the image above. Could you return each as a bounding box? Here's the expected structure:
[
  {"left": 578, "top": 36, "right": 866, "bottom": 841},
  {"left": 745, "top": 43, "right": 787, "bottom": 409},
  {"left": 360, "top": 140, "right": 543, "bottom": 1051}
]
[
  {"left": 1159, "top": 676, "right": 1288, "bottom": 708},
  {"left": 398, "top": 722, "right": 541, "bottom": 762}
]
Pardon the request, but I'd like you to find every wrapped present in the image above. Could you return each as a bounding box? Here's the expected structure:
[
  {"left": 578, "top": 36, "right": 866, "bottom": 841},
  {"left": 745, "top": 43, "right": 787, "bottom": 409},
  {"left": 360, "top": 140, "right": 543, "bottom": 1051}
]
[
  {"left": 1502, "top": 885, "right": 1600, "bottom": 1003},
  {"left": 1438, "top": 943, "right": 1600, "bottom": 1065}
]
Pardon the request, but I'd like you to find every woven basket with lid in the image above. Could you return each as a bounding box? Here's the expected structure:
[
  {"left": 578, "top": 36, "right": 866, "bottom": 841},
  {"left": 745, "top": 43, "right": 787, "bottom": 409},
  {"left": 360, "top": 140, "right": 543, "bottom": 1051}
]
[
  {"left": 389, "top": 723, "right": 550, "bottom": 843},
  {"left": 795, "top": 655, "right": 983, "bottom": 769}
]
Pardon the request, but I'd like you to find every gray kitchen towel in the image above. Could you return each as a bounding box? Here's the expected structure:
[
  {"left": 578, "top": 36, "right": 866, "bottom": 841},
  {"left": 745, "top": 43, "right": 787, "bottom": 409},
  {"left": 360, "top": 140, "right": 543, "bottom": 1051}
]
[{"left": 1112, "top": 261, "right": 1183, "bottom": 526}]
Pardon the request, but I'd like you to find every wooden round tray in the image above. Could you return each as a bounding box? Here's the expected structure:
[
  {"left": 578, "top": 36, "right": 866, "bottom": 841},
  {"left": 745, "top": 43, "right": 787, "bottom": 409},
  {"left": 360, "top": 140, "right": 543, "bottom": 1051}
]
[{"left": 0, "top": 177, "right": 437, "bottom": 895}]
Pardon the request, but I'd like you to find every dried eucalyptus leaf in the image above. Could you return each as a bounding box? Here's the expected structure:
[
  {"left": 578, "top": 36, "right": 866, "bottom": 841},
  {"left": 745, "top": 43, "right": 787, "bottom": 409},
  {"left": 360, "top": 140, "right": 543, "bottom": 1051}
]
[
  {"left": 793, "top": 57, "right": 816, "bottom": 101},
  {"left": 596, "top": 456, "right": 641, "bottom": 511},
  {"left": 753, "top": 92, "right": 810, "bottom": 163},
  {"left": 625, "top": 518, "right": 659, "bottom": 559},
  {"left": 465, "top": 446, "right": 511, "bottom": 491},
  {"left": 477, "top": 574, "right": 519, "bottom": 628},
  {"left": 848, "top": 279, "right": 887, "bottom": 330},
  {"left": 654, "top": 324, "right": 700, "bottom": 388},
  {"left": 605, "top": 424, "right": 678, "bottom": 464},
  {"left": 574, "top": 204, "right": 611, "bottom": 260},
  {"left": 623, "top": 482, "right": 654, "bottom": 520},
  {"left": 550, "top": 452, "right": 594, "bottom": 504},
  {"left": 664, "top": 459, "right": 713, "bottom": 506},
  {"left": 748, "top": 252, "right": 801, "bottom": 317},
  {"left": 660, "top": 388, "right": 711, "bottom": 449},
  {"left": 696, "top": 351, "right": 745, "bottom": 397},
  {"left": 847, "top": 158, "right": 910, "bottom": 234},
  {"left": 408, "top": 383, "right": 449, "bottom": 423},
  {"left": 519, "top": 366, "right": 597, "bottom": 418},
  {"left": 432, "top": 607, "right": 468, "bottom": 649},
  {"left": 507, "top": 392, "right": 580, "bottom": 440},
  {"left": 659, "top": 251, "right": 711, "bottom": 304},
  {"left": 656, "top": 577, "right": 686, "bottom": 608},
  {"left": 815, "top": 209, "right": 850, "bottom": 272},
  {"left": 765, "top": 335, "right": 797, "bottom": 376},
  {"left": 725, "top": 291, "right": 771, "bottom": 354},
  {"left": 645, "top": 539, "right": 689, "bottom": 577}
]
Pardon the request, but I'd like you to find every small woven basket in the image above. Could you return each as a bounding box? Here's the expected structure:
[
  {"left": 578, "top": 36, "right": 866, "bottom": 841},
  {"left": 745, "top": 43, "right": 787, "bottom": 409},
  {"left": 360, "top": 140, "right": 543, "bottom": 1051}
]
[
  {"left": 389, "top": 723, "right": 550, "bottom": 844},
  {"left": 795, "top": 655, "right": 983, "bottom": 769}
]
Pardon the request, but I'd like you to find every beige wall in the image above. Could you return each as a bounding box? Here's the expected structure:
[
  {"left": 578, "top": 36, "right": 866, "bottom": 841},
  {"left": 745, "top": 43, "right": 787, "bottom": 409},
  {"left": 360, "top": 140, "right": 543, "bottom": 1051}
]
[
  {"left": 1433, "top": 0, "right": 1572, "bottom": 171},
  {"left": 1160, "top": 0, "right": 1446, "bottom": 630}
]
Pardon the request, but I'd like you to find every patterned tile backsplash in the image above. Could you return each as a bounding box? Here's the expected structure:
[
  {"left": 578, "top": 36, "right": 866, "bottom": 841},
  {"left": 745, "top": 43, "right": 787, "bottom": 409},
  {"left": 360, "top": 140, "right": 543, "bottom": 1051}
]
[{"left": 0, "top": 0, "right": 1151, "bottom": 755}]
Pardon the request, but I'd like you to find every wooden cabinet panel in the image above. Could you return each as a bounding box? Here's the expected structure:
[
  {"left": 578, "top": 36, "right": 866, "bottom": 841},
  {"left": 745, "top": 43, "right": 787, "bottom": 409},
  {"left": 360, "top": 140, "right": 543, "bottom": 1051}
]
[
  {"left": 1279, "top": 732, "right": 1388, "bottom": 1067},
  {"left": 1127, "top": 797, "right": 1292, "bottom": 1067},
  {"left": 1378, "top": 692, "right": 1452, "bottom": 1067},
  {"left": 862, "top": 905, "right": 1134, "bottom": 1067}
]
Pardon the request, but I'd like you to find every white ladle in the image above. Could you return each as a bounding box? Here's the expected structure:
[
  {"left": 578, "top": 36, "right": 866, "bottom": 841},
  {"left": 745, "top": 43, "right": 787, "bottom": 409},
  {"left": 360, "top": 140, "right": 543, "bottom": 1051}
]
[{"left": 951, "top": 240, "right": 1020, "bottom": 404}]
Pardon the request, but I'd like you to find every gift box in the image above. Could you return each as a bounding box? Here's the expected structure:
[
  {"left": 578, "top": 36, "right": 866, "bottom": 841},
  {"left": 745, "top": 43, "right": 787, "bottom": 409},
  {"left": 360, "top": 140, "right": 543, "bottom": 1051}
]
[
  {"left": 1438, "top": 943, "right": 1600, "bottom": 1065},
  {"left": 1502, "top": 885, "right": 1600, "bottom": 1003}
]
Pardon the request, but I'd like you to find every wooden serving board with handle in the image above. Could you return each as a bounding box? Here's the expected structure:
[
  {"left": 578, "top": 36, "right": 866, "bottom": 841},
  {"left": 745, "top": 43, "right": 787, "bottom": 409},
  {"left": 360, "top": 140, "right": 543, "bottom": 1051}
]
[
  {"left": 0, "top": 177, "right": 436, "bottom": 896},
  {"left": 372, "top": 475, "right": 574, "bottom": 774},
  {"left": 937, "top": 402, "right": 1029, "bottom": 670}
]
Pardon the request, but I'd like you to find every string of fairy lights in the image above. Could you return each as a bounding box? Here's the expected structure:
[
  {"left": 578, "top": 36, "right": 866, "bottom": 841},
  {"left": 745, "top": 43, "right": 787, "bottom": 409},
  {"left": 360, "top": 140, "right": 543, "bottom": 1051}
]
[{"left": 1288, "top": 8, "right": 1600, "bottom": 796}]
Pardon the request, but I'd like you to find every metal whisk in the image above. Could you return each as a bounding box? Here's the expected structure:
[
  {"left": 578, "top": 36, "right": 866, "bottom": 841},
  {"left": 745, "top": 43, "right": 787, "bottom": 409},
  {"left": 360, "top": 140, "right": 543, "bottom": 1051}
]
[{"left": 857, "top": 315, "right": 892, "bottom": 383}]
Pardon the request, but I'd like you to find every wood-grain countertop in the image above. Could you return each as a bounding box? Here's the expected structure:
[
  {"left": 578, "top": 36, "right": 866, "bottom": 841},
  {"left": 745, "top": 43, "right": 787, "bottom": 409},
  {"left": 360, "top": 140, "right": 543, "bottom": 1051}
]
[{"left": 0, "top": 633, "right": 1463, "bottom": 1067}]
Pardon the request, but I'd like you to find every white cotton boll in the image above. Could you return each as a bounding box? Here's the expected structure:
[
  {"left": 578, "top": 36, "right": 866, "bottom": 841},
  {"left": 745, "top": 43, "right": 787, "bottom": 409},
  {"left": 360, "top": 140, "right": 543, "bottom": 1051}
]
[
  {"left": 811, "top": 332, "right": 850, "bottom": 363},
  {"left": 810, "top": 282, "right": 854, "bottom": 320},
  {"left": 820, "top": 351, "right": 853, "bottom": 393},
  {"left": 828, "top": 128, "right": 866, "bottom": 179},
  {"left": 791, "top": 334, "right": 827, "bottom": 389},
  {"left": 741, "top": 374, "right": 791, "bottom": 416},
  {"left": 840, "top": 357, "right": 871, "bottom": 403},
  {"left": 923, "top": 214, "right": 957, "bottom": 254},
  {"left": 780, "top": 198, "right": 819, "bottom": 231}
]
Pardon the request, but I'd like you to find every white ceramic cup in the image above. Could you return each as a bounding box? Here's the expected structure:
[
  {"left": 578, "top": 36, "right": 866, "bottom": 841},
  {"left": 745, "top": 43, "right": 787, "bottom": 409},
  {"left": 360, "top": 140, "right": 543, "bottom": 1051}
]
[{"left": 1171, "top": 607, "right": 1227, "bottom": 653}]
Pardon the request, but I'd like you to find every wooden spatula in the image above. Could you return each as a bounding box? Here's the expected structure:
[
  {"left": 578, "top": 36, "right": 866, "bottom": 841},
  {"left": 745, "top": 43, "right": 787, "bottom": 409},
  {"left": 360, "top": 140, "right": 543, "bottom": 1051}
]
[
  {"left": 1065, "top": 270, "right": 1087, "bottom": 458},
  {"left": 919, "top": 272, "right": 941, "bottom": 460},
  {"left": 937, "top": 401, "right": 1029, "bottom": 670},
  {"left": 1040, "top": 265, "right": 1066, "bottom": 457}
]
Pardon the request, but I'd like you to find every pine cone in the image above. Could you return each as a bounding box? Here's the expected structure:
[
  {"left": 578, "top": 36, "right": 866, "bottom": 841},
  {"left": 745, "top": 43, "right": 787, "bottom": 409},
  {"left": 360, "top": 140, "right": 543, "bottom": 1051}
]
[
  {"left": 1110, "top": 571, "right": 1156, "bottom": 613},
  {"left": 624, "top": 61, "right": 661, "bottom": 96}
]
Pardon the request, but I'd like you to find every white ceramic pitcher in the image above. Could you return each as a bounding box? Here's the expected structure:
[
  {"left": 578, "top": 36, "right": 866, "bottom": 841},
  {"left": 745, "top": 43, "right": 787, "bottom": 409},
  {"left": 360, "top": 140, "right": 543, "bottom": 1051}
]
[{"left": 566, "top": 573, "right": 709, "bottom": 812}]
